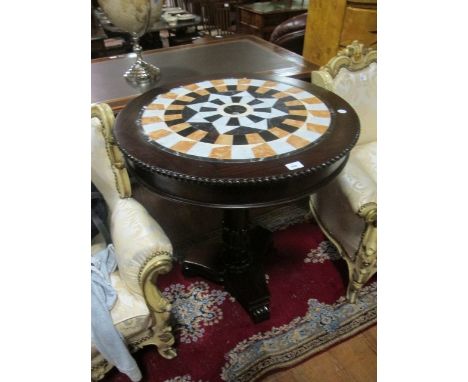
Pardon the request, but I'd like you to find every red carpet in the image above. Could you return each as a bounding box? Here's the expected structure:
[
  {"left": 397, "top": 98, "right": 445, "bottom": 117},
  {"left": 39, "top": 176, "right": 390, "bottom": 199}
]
[{"left": 103, "top": 220, "right": 377, "bottom": 382}]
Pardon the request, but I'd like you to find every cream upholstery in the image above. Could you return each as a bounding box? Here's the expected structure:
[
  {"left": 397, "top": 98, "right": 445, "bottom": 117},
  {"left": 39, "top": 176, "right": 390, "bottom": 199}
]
[
  {"left": 309, "top": 41, "right": 377, "bottom": 303},
  {"left": 91, "top": 104, "right": 177, "bottom": 381}
]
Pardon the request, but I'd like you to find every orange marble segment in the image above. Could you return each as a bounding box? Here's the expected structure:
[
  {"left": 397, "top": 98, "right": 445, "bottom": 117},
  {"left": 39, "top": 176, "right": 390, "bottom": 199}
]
[
  {"left": 246, "top": 133, "right": 265, "bottom": 144},
  {"left": 146, "top": 103, "right": 165, "bottom": 110},
  {"left": 255, "top": 86, "right": 270, "bottom": 94},
  {"left": 148, "top": 129, "right": 172, "bottom": 140},
  {"left": 141, "top": 116, "right": 162, "bottom": 124},
  {"left": 214, "top": 85, "right": 228, "bottom": 92},
  {"left": 164, "top": 114, "right": 183, "bottom": 121},
  {"left": 285, "top": 87, "right": 303, "bottom": 94},
  {"left": 178, "top": 95, "right": 195, "bottom": 102},
  {"left": 252, "top": 143, "right": 276, "bottom": 158},
  {"left": 283, "top": 118, "right": 304, "bottom": 128},
  {"left": 306, "top": 123, "right": 328, "bottom": 134},
  {"left": 237, "top": 78, "right": 251, "bottom": 91},
  {"left": 170, "top": 122, "right": 191, "bottom": 132},
  {"left": 209, "top": 146, "right": 231, "bottom": 159},
  {"left": 289, "top": 109, "right": 308, "bottom": 116},
  {"left": 273, "top": 91, "right": 289, "bottom": 99},
  {"left": 184, "top": 83, "right": 200, "bottom": 91},
  {"left": 310, "top": 110, "right": 331, "bottom": 118},
  {"left": 263, "top": 80, "right": 278, "bottom": 88},
  {"left": 167, "top": 104, "right": 185, "bottom": 110},
  {"left": 285, "top": 100, "right": 304, "bottom": 107},
  {"left": 302, "top": 97, "right": 323, "bottom": 104},
  {"left": 186, "top": 130, "right": 208, "bottom": 141},
  {"left": 287, "top": 135, "right": 310, "bottom": 149},
  {"left": 211, "top": 79, "right": 225, "bottom": 86},
  {"left": 269, "top": 126, "right": 290, "bottom": 138},
  {"left": 171, "top": 140, "right": 197, "bottom": 153},
  {"left": 194, "top": 88, "right": 210, "bottom": 96},
  {"left": 161, "top": 92, "right": 178, "bottom": 99},
  {"left": 214, "top": 134, "right": 233, "bottom": 145}
]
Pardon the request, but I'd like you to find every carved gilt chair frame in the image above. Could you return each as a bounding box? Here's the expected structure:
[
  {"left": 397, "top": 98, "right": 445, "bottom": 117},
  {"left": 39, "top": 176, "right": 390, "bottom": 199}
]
[{"left": 309, "top": 41, "right": 377, "bottom": 303}]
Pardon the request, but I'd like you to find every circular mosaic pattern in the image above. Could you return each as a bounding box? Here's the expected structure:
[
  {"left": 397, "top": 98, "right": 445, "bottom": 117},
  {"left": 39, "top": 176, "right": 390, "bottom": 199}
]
[{"left": 139, "top": 78, "right": 332, "bottom": 161}]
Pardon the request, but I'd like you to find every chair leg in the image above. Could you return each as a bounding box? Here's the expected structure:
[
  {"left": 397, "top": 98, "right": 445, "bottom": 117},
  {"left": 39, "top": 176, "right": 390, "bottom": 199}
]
[
  {"left": 347, "top": 206, "right": 377, "bottom": 303},
  {"left": 346, "top": 247, "right": 377, "bottom": 303}
]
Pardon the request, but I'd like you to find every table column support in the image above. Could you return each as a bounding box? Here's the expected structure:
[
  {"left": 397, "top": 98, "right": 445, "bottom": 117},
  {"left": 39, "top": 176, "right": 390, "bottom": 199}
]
[
  {"left": 221, "top": 209, "right": 271, "bottom": 323},
  {"left": 182, "top": 208, "right": 272, "bottom": 323}
]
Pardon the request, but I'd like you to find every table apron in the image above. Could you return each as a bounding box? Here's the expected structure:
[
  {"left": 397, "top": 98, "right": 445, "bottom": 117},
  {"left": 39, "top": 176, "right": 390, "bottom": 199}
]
[{"left": 125, "top": 155, "right": 348, "bottom": 208}]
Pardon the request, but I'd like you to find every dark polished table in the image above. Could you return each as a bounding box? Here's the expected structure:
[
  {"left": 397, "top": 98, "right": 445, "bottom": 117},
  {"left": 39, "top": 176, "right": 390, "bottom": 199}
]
[
  {"left": 92, "top": 35, "right": 317, "bottom": 112},
  {"left": 238, "top": 0, "right": 309, "bottom": 40},
  {"left": 113, "top": 74, "right": 360, "bottom": 322}
]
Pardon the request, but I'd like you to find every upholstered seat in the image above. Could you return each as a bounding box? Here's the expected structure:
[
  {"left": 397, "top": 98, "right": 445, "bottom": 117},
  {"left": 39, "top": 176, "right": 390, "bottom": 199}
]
[
  {"left": 91, "top": 103, "right": 177, "bottom": 381},
  {"left": 269, "top": 13, "right": 307, "bottom": 55},
  {"left": 309, "top": 41, "right": 377, "bottom": 303}
]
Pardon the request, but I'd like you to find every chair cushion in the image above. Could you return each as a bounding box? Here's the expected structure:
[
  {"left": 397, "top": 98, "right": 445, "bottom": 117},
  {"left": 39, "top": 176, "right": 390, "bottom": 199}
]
[
  {"left": 310, "top": 142, "right": 376, "bottom": 260},
  {"left": 332, "top": 63, "right": 377, "bottom": 145}
]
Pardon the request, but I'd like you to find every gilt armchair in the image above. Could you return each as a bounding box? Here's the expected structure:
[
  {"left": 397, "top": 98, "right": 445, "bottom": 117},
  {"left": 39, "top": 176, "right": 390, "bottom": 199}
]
[
  {"left": 308, "top": 41, "right": 377, "bottom": 303},
  {"left": 91, "top": 103, "right": 177, "bottom": 380}
]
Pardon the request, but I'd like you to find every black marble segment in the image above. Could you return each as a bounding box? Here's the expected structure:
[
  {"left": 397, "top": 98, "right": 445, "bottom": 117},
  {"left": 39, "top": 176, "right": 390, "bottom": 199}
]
[{"left": 259, "top": 130, "right": 279, "bottom": 142}]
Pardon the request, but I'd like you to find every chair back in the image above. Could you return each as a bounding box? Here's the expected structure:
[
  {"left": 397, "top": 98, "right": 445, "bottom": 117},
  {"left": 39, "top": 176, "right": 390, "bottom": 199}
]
[
  {"left": 91, "top": 103, "right": 131, "bottom": 212},
  {"left": 312, "top": 41, "right": 377, "bottom": 146},
  {"left": 197, "top": 0, "right": 238, "bottom": 37}
]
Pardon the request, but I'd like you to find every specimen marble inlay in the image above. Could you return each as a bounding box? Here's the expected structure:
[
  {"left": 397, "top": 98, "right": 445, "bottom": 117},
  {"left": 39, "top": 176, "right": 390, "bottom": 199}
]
[{"left": 139, "top": 78, "right": 332, "bottom": 161}]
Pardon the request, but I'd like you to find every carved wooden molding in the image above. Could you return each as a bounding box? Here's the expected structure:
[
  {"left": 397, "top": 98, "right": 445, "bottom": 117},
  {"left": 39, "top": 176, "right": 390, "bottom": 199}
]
[
  {"left": 312, "top": 40, "right": 377, "bottom": 91},
  {"left": 139, "top": 252, "right": 177, "bottom": 359},
  {"left": 91, "top": 103, "right": 132, "bottom": 198}
]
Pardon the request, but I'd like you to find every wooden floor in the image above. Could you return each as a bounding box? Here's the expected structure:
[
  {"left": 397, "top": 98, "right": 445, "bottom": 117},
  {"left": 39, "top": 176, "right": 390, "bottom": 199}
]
[{"left": 263, "top": 325, "right": 377, "bottom": 382}]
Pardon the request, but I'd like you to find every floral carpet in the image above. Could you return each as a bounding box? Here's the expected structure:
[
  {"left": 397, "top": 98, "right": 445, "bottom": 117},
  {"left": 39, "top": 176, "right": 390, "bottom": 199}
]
[{"left": 103, "top": 218, "right": 377, "bottom": 382}]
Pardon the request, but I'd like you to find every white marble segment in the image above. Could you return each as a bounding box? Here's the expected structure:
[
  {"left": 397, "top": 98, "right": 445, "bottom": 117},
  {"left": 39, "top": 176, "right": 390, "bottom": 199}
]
[
  {"left": 187, "top": 141, "right": 218, "bottom": 158},
  {"left": 223, "top": 78, "right": 239, "bottom": 86},
  {"left": 249, "top": 79, "right": 267, "bottom": 87},
  {"left": 142, "top": 122, "right": 168, "bottom": 134},
  {"left": 169, "top": 86, "right": 191, "bottom": 96},
  {"left": 294, "top": 127, "right": 322, "bottom": 142},
  {"left": 151, "top": 97, "right": 175, "bottom": 105},
  {"left": 141, "top": 109, "right": 165, "bottom": 118},
  {"left": 231, "top": 145, "right": 255, "bottom": 160},
  {"left": 254, "top": 98, "right": 279, "bottom": 108},
  {"left": 237, "top": 116, "right": 257, "bottom": 128},
  {"left": 208, "top": 93, "right": 234, "bottom": 104},
  {"left": 303, "top": 102, "right": 330, "bottom": 111},
  {"left": 212, "top": 116, "right": 236, "bottom": 134},
  {"left": 306, "top": 115, "right": 331, "bottom": 126},
  {"left": 250, "top": 119, "right": 269, "bottom": 131},
  {"left": 186, "top": 102, "right": 210, "bottom": 112},
  {"left": 271, "top": 83, "right": 291, "bottom": 91},
  {"left": 195, "top": 80, "right": 213, "bottom": 89},
  {"left": 293, "top": 91, "right": 321, "bottom": 100},
  {"left": 154, "top": 132, "right": 181, "bottom": 148},
  {"left": 235, "top": 91, "right": 255, "bottom": 104},
  {"left": 255, "top": 107, "right": 287, "bottom": 119},
  {"left": 187, "top": 111, "right": 219, "bottom": 123},
  {"left": 267, "top": 138, "right": 297, "bottom": 155}
]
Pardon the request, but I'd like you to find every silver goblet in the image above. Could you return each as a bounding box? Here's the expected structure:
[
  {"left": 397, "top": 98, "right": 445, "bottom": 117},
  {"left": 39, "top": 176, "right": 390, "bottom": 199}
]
[{"left": 97, "top": 0, "right": 163, "bottom": 85}]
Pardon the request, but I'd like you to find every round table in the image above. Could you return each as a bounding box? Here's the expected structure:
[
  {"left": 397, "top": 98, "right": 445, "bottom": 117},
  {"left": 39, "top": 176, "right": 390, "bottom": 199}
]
[{"left": 114, "top": 75, "right": 360, "bottom": 323}]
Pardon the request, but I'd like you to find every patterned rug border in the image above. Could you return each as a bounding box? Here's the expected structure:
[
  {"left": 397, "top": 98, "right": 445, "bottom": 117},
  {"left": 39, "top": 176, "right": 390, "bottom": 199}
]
[{"left": 247, "top": 310, "right": 376, "bottom": 382}]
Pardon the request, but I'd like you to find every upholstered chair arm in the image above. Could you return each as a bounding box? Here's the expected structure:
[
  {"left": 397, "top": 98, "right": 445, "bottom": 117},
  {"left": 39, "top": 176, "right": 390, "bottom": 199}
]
[{"left": 110, "top": 198, "right": 173, "bottom": 297}]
